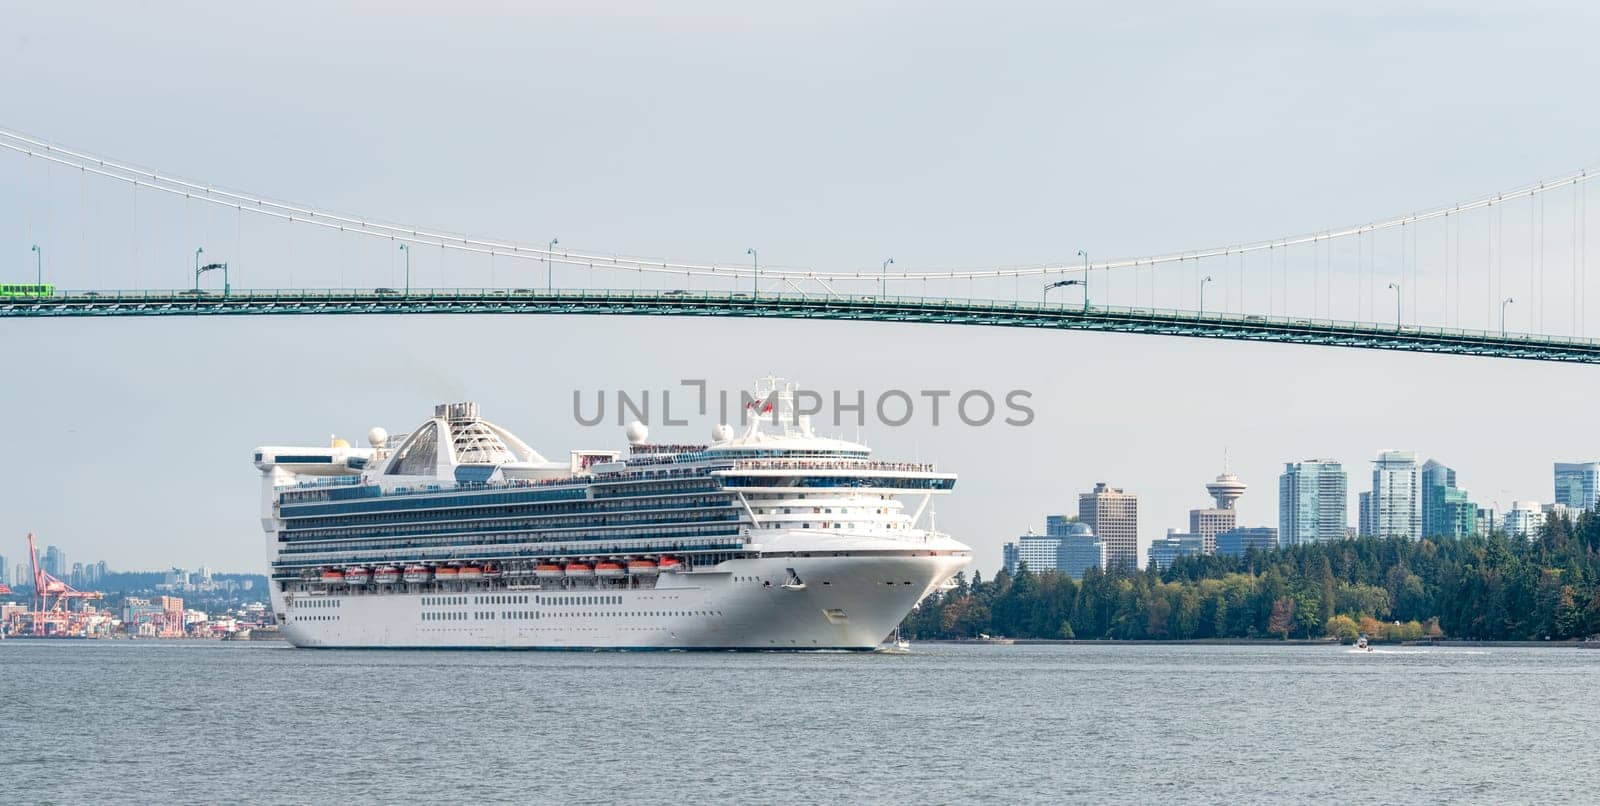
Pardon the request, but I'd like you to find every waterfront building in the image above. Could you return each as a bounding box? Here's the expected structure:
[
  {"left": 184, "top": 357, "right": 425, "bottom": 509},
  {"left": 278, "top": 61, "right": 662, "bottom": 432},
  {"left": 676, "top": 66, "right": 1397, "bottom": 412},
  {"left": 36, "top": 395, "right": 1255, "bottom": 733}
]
[
  {"left": 1279, "top": 460, "right": 1348, "bottom": 545},
  {"left": 1044, "top": 514, "right": 1075, "bottom": 537},
  {"left": 1004, "top": 529, "right": 1063, "bottom": 575},
  {"left": 1553, "top": 462, "right": 1600, "bottom": 511},
  {"left": 1189, "top": 470, "right": 1246, "bottom": 555},
  {"left": 1079, "top": 483, "right": 1138, "bottom": 570},
  {"left": 1474, "top": 506, "right": 1499, "bottom": 537},
  {"left": 1215, "top": 527, "right": 1279, "bottom": 557},
  {"left": 1002, "top": 520, "right": 1105, "bottom": 580},
  {"left": 1504, "top": 501, "right": 1546, "bottom": 540},
  {"left": 1421, "top": 460, "right": 1476, "bottom": 539},
  {"left": 1147, "top": 530, "right": 1205, "bottom": 572},
  {"left": 1359, "top": 450, "right": 1421, "bottom": 540},
  {"left": 1058, "top": 522, "right": 1107, "bottom": 580}
]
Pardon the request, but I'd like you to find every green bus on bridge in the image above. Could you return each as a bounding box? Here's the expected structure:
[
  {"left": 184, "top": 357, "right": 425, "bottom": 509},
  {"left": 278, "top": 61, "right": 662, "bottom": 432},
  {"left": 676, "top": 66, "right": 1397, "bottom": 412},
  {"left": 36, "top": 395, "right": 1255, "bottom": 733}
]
[{"left": 0, "top": 283, "right": 54, "bottom": 298}]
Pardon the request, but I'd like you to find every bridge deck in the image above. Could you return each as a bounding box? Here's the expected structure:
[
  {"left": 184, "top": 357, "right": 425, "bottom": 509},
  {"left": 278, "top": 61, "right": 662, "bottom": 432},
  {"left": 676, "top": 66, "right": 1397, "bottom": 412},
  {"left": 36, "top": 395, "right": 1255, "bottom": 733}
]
[{"left": 3, "top": 288, "right": 1598, "bottom": 364}]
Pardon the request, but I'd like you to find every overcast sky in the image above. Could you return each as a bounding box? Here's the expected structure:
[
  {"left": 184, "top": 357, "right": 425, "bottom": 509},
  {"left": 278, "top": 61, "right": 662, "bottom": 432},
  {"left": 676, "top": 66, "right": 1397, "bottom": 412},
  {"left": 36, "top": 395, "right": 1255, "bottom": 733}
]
[{"left": 2, "top": 2, "right": 1599, "bottom": 574}]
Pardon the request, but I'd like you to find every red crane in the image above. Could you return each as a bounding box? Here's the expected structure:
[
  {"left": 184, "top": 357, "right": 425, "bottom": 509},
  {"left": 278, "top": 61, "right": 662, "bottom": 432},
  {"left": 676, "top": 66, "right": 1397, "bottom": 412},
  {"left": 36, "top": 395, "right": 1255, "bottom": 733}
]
[{"left": 26, "top": 532, "right": 103, "bottom": 636}]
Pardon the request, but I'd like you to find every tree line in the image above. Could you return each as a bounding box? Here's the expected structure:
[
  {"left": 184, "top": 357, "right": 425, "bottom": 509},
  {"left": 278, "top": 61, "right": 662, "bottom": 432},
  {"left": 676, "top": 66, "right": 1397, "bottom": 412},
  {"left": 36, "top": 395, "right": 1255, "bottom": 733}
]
[{"left": 903, "top": 510, "right": 1600, "bottom": 641}]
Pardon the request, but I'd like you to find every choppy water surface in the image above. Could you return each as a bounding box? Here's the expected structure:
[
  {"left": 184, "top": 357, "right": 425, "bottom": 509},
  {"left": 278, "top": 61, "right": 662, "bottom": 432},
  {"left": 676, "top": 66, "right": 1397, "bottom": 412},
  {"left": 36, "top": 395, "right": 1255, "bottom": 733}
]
[{"left": 3, "top": 641, "right": 1595, "bottom": 804}]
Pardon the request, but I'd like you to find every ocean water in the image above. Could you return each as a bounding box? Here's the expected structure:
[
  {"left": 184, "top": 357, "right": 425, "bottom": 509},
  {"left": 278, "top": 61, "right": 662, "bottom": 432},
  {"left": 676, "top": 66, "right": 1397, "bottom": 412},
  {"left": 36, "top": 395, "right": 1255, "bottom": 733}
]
[{"left": 2, "top": 640, "right": 1596, "bottom": 805}]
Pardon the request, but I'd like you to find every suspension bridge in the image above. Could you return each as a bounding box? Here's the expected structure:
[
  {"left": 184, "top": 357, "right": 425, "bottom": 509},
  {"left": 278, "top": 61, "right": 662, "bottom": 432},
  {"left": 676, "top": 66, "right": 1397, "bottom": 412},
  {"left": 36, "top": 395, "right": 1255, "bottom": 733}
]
[{"left": 0, "top": 126, "right": 1596, "bottom": 363}]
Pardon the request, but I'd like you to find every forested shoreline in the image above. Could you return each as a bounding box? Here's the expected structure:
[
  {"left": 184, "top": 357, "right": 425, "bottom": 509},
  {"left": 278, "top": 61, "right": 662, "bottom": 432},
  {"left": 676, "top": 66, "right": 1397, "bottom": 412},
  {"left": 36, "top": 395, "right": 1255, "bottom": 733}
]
[{"left": 903, "top": 512, "right": 1600, "bottom": 641}]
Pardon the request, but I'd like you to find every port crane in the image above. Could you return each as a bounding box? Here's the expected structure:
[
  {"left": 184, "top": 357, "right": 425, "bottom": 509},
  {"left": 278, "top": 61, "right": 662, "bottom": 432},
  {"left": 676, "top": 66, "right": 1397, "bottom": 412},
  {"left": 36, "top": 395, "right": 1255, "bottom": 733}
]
[{"left": 26, "top": 532, "right": 103, "bottom": 636}]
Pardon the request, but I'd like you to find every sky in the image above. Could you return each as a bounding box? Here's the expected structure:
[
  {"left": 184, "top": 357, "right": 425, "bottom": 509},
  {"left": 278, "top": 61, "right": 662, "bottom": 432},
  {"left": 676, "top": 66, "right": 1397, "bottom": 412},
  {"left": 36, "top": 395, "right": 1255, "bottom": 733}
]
[{"left": 2, "top": 1, "right": 1600, "bottom": 575}]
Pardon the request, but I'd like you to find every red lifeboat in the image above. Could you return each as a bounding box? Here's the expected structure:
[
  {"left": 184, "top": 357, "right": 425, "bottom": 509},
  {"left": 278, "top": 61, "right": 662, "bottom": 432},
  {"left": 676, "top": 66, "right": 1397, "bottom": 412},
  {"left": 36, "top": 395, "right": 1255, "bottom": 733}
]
[
  {"left": 595, "top": 561, "right": 625, "bottom": 579},
  {"left": 374, "top": 567, "right": 402, "bottom": 585},
  {"left": 343, "top": 567, "right": 371, "bottom": 586},
  {"left": 627, "top": 559, "right": 659, "bottom": 576},
  {"left": 456, "top": 565, "right": 485, "bottom": 582},
  {"left": 535, "top": 563, "right": 565, "bottom": 580},
  {"left": 401, "top": 565, "right": 432, "bottom": 584},
  {"left": 657, "top": 557, "right": 683, "bottom": 573},
  {"left": 319, "top": 569, "right": 345, "bottom": 584},
  {"left": 564, "top": 562, "right": 595, "bottom": 579},
  {"left": 482, "top": 563, "right": 502, "bottom": 578},
  {"left": 434, "top": 566, "right": 460, "bottom": 582}
]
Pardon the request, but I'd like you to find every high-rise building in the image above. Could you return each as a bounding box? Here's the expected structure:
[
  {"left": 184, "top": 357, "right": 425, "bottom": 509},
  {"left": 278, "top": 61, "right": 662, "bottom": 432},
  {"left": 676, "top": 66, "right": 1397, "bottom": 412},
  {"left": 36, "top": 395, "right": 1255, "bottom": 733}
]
[
  {"left": 1147, "top": 530, "right": 1205, "bottom": 571},
  {"left": 44, "top": 545, "right": 65, "bottom": 578},
  {"left": 1504, "top": 501, "right": 1546, "bottom": 539},
  {"left": 0, "top": 554, "right": 8, "bottom": 587},
  {"left": 1215, "top": 527, "right": 1279, "bottom": 557},
  {"left": 1058, "top": 523, "right": 1107, "bottom": 580},
  {"left": 13, "top": 563, "right": 26, "bottom": 591},
  {"left": 1474, "top": 506, "right": 1499, "bottom": 537},
  {"left": 94, "top": 561, "right": 108, "bottom": 583},
  {"left": 1421, "top": 460, "right": 1476, "bottom": 539},
  {"left": 1079, "top": 482, "right": 1138, "bottom": 570},
  {"left": 1003, "top": 521, "right": 1105, "bottom": 580},
  {"left": 1004, "top": 530, "right": 1063, "bottom": 575},
  {"left": 1190, "top": 470, "right": 1246, "bottom": 554},
  {"left": 1279, "top": 460, "right": 1348, "bottom": 545},
  {"left": 1359, "top": 450, "right": 1421, "bottom": 540},
  {"left": 1553, "top": 462, "right": 1600, "bottom": 511}
]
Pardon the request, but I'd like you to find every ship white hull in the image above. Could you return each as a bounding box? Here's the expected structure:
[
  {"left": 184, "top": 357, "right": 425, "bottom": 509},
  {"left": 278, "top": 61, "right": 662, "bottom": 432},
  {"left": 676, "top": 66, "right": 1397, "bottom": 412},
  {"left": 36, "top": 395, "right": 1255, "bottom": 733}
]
[{"left": 271, "top": 550, "right": 967, "bottom": 650}]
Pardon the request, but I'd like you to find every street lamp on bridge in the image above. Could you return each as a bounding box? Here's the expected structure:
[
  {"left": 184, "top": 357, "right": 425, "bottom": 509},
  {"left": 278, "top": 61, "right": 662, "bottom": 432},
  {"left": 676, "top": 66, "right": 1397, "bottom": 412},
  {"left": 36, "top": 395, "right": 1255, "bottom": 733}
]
[
  {"left": 747, "top": 248, "right": 759, "bottom": 300},
  {"left": 881, "top": 258, "right": 894, "bottom": 297},
  {"left": 398, "top": 243, "right": 410, "bottom": 294},
  {"left": 1044, "top": 278, "right": 1085, "bottom": 309},
  {"left": 1388, "top": 282, "right": 1402, "bottom": 330},
  {"left": 193, "top": 247, "right": 204, "bottom": 291},
  {"left": 1501, "top": 297, "right": 1516, "bottom": 336},
  {"left": 1076, "top": 250, "right": 1090, "bottom": 308},
  {"left": 547, "top": 239, "right": 559, "bottom": 291},
  {"left": 30, "top": 244, "right": 40, "bottom": 287},
  {"left": 1199, "top": 275, "right": 1214, "bottom": 314}
]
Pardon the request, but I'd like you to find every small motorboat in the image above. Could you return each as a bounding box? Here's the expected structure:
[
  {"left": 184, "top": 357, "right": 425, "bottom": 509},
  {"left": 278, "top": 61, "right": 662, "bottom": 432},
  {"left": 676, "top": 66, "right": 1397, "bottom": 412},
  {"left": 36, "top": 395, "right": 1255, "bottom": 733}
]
[{"left": 1356, "top": 634, "right": 1370, "bottom": 651}]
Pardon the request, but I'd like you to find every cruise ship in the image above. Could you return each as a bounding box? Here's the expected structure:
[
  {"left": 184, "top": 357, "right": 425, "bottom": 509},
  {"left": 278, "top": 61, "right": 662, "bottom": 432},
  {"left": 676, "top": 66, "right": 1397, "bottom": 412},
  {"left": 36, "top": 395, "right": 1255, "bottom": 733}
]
[{"left": 254, "top": 380, "right": 970, "bottom": 650}]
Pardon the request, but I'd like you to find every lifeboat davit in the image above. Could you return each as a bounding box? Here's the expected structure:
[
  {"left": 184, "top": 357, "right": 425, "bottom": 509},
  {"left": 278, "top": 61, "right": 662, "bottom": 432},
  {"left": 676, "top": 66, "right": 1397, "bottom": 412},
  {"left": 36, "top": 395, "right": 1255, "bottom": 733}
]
[
  {"left": 402, "top": 565, "right": 432, "bottom": 584},
  {"left": 435, "top": 566, "right": 460, "bottom": 582},
  {"left": 456, "top": 565, "right": 485, "bottom": 582},
  {"left": 320, "top": 569, "right": 345, "bottom": 584},
  {"left": 595, "top": 561, "right": 625, "bottom": 579},
  {"left": 627, "top": 559, "right": 658, "bottom": 576},
  {"left": 343, "top": 567, "right": 371, "bottom": 586},
  {"left": 658, "top": 557, "right": 683, "bottom": 573},
  {"left": 483, "top": 563, "right": 502, "bottom": 578},
  {"left": 564, "top": 562, "right": 594, "bottom": 578},
  {"left": 535, "top": 563, "right": 565, "bottom": 580},
  {"left": 374, "top": 566, "right": 402, "bottom": 585}
]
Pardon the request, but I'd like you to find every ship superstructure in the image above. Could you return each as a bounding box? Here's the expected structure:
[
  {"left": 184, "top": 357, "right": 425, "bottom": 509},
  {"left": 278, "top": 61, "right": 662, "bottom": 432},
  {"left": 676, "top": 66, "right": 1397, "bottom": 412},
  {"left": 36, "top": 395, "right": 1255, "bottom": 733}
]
[{"left": 255, "top": 379, "right": 970, "bottom": 649}]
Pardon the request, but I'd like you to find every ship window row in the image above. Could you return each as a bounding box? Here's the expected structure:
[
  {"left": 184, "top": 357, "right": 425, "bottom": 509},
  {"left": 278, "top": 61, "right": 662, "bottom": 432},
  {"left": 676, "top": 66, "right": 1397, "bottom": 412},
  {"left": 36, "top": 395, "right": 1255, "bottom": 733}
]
[
  {"left": 590, "top": 480, "right": 723, "bottom": 499},
  {"left": 290, "top": 614, "right": 339, "bottom": 621},
  {"left": 721, "top": 476, "right": 954, "bottom": 490},
  {"left": 278, "top": 530, "right": 742, "bottom": 559},
  {"left": 281, "top": 486, "right": 587, "bottom": 517},
  {"left": 283, "top": 495, "right": 735, "bottom": 530},
  {"left": 422, "top": 596, "right": 468, "bottom": 605},
  {"left": 280, "top": 511, "right": 741, "bottom": 544},
  {"left": 272, "top": 536, "right": 746, "bottom": 569},
  {"left": 423, "top": 612, "right": 467, "bottom": 621},
  {"left": 289, "top": 598, "right": 341, "bottom": 608}
]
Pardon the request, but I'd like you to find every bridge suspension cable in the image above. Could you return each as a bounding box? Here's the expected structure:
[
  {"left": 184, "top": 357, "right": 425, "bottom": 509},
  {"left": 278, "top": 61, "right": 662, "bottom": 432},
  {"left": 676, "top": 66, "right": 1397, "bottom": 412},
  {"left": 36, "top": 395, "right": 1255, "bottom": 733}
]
[{"left": 1, "top": 125, "right": 1595, "bottom": 284}]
